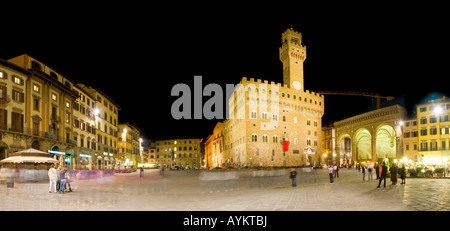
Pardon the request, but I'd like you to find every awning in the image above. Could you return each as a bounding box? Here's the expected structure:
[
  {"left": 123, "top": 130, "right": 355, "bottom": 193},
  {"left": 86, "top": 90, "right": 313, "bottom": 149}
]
[{"left": 0, "top": 156, "right": 58, "bottom": 164}]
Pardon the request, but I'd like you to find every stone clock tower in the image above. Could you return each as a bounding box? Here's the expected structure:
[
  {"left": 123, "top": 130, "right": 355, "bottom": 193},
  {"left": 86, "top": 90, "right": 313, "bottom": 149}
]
[{"left": 279, "top": 27, "right": 306, "bottom": 91}]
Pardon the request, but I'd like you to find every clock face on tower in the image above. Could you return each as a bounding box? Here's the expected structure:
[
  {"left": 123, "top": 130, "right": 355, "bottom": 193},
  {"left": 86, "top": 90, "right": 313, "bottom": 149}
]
[{"left": 292, "top": 81, "right": 301, "bottom": 90}]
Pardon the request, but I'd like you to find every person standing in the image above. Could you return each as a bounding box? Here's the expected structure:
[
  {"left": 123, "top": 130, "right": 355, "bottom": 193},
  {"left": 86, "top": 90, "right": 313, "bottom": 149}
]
[
  {"left": 139, "top": 167, "right": 144, "bottom": 178},
  {"left": 58, "top": 167, "right": 68, "bottom": 194},
  {"left": 399, "top": 164, "right": 406, "bottom": 185},
  {"left": 375, "top": 163, "right": 380, "bottom": 180},
  {"left": 328, "top": 165, "right": 334, "bottom": 183},
  {"left": 334, "top": 165, "right": 339, "bottom": 178},
  {"left": 390, "top": 163, "right": 398, "bottom": 185},
  {"left": 362, "top": 165, "right": 366, "bottom": 181},
  {"left": 377, "top": 162, "right": 388, "bottom": 188},
  {"left": 367, "top": 165, "right": 373, "bottom": 181},
  {"left": 48, "top": 165, "right": 58, "bottom": 193},
  {"left": 290, "top": 168, "right": 297, "bottom": 187}
]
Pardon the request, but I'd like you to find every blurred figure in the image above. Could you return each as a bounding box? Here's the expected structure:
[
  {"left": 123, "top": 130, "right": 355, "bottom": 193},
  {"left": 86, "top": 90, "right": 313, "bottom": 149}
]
[
  {"left": 399, "top": 164, "right": 406, "bottom": 185},
  {"left": 48, "top": 165, "right": 58, "bottom": 193},
  {"left": 334, "top": 165, "right": 339, "bottom": 178},
  {"left": 367, "top": 164, "right": 373, "bottom": 181},
  {"left": 289, "top": 168, "right": 297, "bottom": 187},
  {"left": 58, "top": 167, "right": 68, "bottom": 194},
  {"left": 160, "top": 166, "right": 164, "bottom": 176},
  {"left": 140, "top": 167, "right": 144, "bottom": 178},
  {"left": 362, "top": 165, "right": 366, "bottom": 181},
  {"left": 377, "top": 162, "right": 387, "bottom": 188},
  {"left": 375, "top": 163, "right": 380, "bottom": 180},
  {"left": 6, "top": 167, "right": 15, "bottom": 188},
  {"left": 328, "top": 165, "right": 334, "bottom": 183},
  {"left": 390, "top": 163, "right": 398, "bottom": 185}
]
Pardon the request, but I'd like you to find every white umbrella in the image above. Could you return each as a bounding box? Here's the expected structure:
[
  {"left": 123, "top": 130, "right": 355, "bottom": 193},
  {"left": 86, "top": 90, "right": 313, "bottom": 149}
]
[
  {"left": 9, "top": 148, "right": 50, "bottom": 156},
  {"left": 0, "top": 156, "right": 58, "bottom": 164},
  {"left": 0, "top": 148, "right": 58, "bottom": 164}
]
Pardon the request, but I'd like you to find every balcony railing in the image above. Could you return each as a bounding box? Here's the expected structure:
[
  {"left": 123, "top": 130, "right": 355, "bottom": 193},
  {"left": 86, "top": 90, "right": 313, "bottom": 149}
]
[
  {"left": 0, "top": 123, "right": 66, "bottom": 142},
  {"left": 0, "top": 95, "right": 11, "bottom": 103}
]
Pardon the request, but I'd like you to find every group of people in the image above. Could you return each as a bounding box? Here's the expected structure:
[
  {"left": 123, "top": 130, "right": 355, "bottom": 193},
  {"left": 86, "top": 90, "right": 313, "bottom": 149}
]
[
  {"left": 48, "top": 165, "right": 72, "bottom": 194},
  {"left": 289, "top": 162, "right": 407, "bottom": 188},
  {"left": 374, "top": 162, "right": 407, "bottom": 188}
]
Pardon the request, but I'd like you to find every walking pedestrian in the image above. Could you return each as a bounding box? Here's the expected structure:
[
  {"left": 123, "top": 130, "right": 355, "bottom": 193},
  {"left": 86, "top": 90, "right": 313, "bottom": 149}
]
[
  {"left": 290, "top": 168, "right": 297, "bottom": 187},
  {"left": 377, "top": 162, "right": 388, "bottom": 188},
  {"left": 367, "top": 164, "right": 373, "bottom": 181},
  {"left": 328, "top": 165, "right": 334, "bottom": 183},
  {"left": 58, "top": 167, "right": 68, "bottom": 194},
  {"left": 390, "top": 163, "right": 398, "bottom": 185},
  {"left": 362, "top": 164, "right": 366, "bottom": 180},
  {"left": 48, "top": 165, "right": 58, "bottom": 193},
  {"left": 56, "top": 166, "right": 61, "bottom": 191},
  {"left": 399, "top": 164, "right": 406, "bottom": 185},
  {"left": 334, "top": 165, "right": 339, "bottom": 178},
  {"left": 140, "top": 167, "right": 144, "bottom": 178},
  {"left": 66, "top": 169, "right": 72, "bottom": 192}
]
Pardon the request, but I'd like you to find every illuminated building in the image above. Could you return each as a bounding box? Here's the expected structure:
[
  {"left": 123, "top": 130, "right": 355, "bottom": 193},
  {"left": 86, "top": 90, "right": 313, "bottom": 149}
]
[
  {"left": 401, "top": 118, "right": 418, "bottom": 163},
  {"left": 118, "top": 123, "right": 143, "bottom": 168},
  {"left": 204, "top": 122, "right": 224, "bottom": 168},
  {"left": 332, "top": 105, "right": 406, "bottom": 165},
  {"left": 219, "top": 28, "right": 324, "bottom": 167},
  {"left": 415, "top": 96, "right": 450, "bottom": 165},
  {"left": 71, "top": 84, "right": 98, "bottom": 170},
  {"left": 151, "top": 138, "right": 202, "bottom": 169},
  {"left": 77, "top": 84, "right": 120, "bottom": 169},
  {"left": 1, "top": 54, "right": 121, "bottom": 169},
  {"left": 2, "top": 54, "right": 79, "bottom": 165}
]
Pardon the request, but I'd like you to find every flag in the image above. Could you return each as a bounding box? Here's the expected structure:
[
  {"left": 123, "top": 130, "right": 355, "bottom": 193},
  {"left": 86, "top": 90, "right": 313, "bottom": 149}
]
[
  {"left": 283, "top": 134, "right": 289, "bottom": 151},
  {"left": 283, "top": 140, "right": 289, "bottom": 151}
]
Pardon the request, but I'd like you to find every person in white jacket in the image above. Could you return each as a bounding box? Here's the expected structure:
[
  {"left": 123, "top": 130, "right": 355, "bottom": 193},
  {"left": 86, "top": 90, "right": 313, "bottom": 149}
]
[{"left": 48, "top": 165, "right": 58, "bottom": 193}]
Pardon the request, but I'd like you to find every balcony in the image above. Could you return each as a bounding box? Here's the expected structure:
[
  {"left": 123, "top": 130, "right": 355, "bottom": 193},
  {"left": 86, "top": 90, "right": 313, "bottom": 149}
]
[
  {"left": 45, "top": 132, "right": 57, "bottom": 140},
  {"left": 69, "top": 139, "right": 78, "bottom": 146},
  {"left": 51, "top": 114, "right": 61, "bottom": 122},
  {"left": 0, "top": 95, "right": 11, "bottom": 103}
]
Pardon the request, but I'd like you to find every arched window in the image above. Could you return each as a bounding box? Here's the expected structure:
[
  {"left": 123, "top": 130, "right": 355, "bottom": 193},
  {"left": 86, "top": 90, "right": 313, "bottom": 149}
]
[
  {"left": 251, "top": 134, "right": 258, "bottom": 142},
  {"left": 282, "top": 116, "right": 286, "bottom": 122},
  {"left": 273, "top": 135, "right": 278, "bottom": 143}
]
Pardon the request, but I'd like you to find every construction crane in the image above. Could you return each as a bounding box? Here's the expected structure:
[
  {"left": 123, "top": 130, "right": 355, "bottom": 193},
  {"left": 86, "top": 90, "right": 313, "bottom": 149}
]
[{"left": 316, "top": 91, "right": 395, "bottom": 109}]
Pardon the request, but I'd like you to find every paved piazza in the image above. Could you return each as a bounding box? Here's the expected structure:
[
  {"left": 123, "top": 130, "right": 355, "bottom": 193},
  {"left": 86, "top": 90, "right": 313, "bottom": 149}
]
[{"left": 0, "top": 168, "right": 449, "bottom": 211}]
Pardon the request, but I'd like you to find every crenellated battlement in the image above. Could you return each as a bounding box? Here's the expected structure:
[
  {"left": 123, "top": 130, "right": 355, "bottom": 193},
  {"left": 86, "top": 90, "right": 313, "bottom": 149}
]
[{"left": 240, "top": 77, "right": 324, "bottom": 100}]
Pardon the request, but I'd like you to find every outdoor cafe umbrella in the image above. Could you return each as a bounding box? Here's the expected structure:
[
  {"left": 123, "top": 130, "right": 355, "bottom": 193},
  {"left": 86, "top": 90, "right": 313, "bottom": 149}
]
[{"left": 0, "top": 148, "right": 58, "bottom": 164}]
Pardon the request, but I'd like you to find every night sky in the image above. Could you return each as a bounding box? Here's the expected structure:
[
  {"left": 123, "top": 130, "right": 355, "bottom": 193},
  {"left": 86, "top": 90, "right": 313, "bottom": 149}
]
[{"left": 1, "top": 6, "right": 448, "bottom": 145}]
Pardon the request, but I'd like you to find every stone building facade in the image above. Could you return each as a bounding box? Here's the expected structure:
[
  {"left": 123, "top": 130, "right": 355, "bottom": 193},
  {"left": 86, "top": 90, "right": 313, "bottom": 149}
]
[
  {"left": 218, "top": 28, "right": 324, "bottom": 167},
  {"left": 151, "top": 138, "right": 202, "bottom": 169},
  {"left": 1, "top": 54, "right": 121, "bottom": 169}
]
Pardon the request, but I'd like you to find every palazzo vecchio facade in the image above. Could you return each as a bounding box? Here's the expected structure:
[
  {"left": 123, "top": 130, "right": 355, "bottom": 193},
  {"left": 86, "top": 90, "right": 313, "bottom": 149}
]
[{"left": 206, "top": 28, "right": 324, "bottom": 168}]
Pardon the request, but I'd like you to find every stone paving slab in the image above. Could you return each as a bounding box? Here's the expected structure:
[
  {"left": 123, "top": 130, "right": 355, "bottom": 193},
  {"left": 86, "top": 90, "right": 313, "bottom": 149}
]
[{"left": 0, "top": 168, "right": 448, "bottom": 211}]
